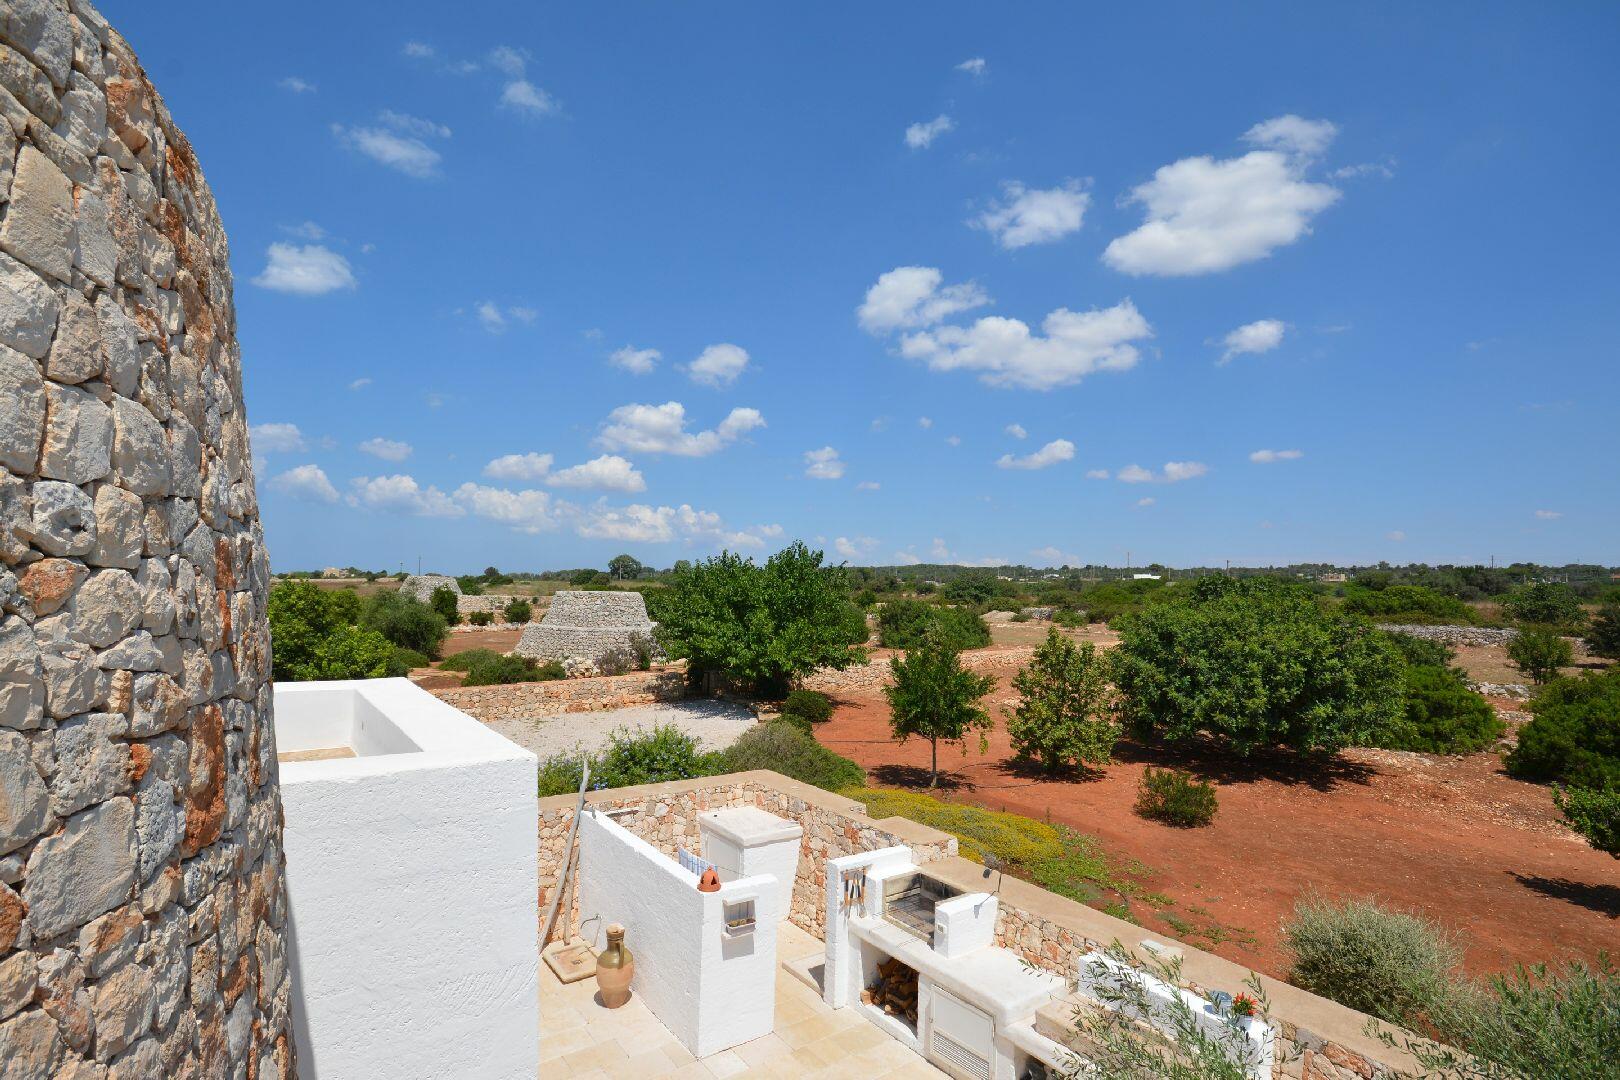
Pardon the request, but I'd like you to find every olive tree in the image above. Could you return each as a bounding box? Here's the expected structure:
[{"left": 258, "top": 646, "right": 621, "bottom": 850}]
[
  {"left": 1005, "top": 629, "right": 1119, "bottom": 771},
  {"left": 1506, "top": 627, "right": 1574, "bottom": 685}
]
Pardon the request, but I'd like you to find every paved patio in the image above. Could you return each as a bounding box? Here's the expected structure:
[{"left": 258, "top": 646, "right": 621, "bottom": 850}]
[{"left": 539, "top": 922, "right": 948, "bottom": 1078}]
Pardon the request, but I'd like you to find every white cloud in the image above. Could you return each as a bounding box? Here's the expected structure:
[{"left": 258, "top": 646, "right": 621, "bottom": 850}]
[
  {"left": 252, "top": 243, "right": 356, "bottom": 295},
  {"left": 476, "top": 301, "right": 506, "bottom": 333},
  {"left": 348, "top": 377, "right": 372, "bottom": 391},
  {"left": 501, "top": 79, "right": 559, "bottom": 116},
  {"left": 250, "top": 422, "right": 306, "bottom": 453},
  {"left": 917, "top": 417, "right": 933, "bottom": 429},
  {"left": 974, "top": 180, "right": 1089, "bottom": 249},
  {"left": 945, "top": 435, "right": 961, "bottom": 446},
  {"left": 1116, "top": 461, "right": 1208, "bottom": 483},
  {"left": 1005, "top": 423, "right": 1027, "bottom": 439},
  {"left": 597, "top": 401, "right": 765, "bottom": 457},
  {"left": 452, "top": 483, "right": 562, "bottom": 534},
  {"left": 510, "top": 306, "right": 537, "bottom": 324},
  {"left": 1387, "top": 530, "right": 1406, "bottom": 542},
  {"left": 1103, "top": 117, "right": 1340, "bottom": 276},
  {"left": 332, "top": 124, "right": 441, "bottom": 178},
  {"left": 358, "top": 437, "right": 412, "bottom": 462},
  {"left": 573, "top": 501, "right": 778, "bottom": 548},
  {"left": 278, "top": 77, "right": 315, "bottom": 94},
  {"left": 1249, "top": 448, "right": 1303, "bottom": 463},
  {"left": 904, "top": 114, "right": 954, "bottom": 149},
  {"left": 856, "top": 481, "right": 881, "bottom": 492},
  {"left": 1330, "top": 160, "right": 1396, "bottom": 180},
  {"left": 1085, "top": 468, "right": 1110, "bottom": 480},
  {"left": 1136, "top": 497, "right": 1156, "bottom": 507},
  {"left": 804, "top": 447, "right": 846, "bottom": 480},
  {"left": 483, "top": 452, "right": 555, "bottom": 482},
  {"left": 834, "top": 536, "right": 879, "bottom": 560},
  {"left": 609, "top": 346, "right": 661, "bottom": 374},
  {"left": 488, "top": 45, "right": 528, "bottom": 75},
  {"left": 898, "top": 300, "right": 1153, "bottom": 391},
  {"left": 894, "top": 550, "right": 922, "bottom": 565},
  {"left": 857, "top": 266, "right": 990, "bottom": 335},
  {"left": 688, "top": 343, "right": 750, "bottom": 387},
  {"left": 956, "top": 57, "right": 987, "bottom": 77},
  {"left": 349, "top": 475, "right": 464, "bottom": 518},
  {"left": 1220, "top": 318, "right": 1286, "bottom": 362},
  {"left": 1243, "top": 115, "right": 1339, "bottom": 158},
  {"left": 1031, "top": 546, "right": 1083, "bottom": 566},
  {"left": 996, "top": 438, "right": 1075, "bottom": 470},
  {"left": 547, "top": 454, "right": 646, "bottom": 493},
  {"left": 402, "top": 41, "right": 434, "bottom": 58},
  {"left": 378, "top": 109, "right": 452, "bottom": 139},
  {"left": 282, "top": 221, "right": 326, "bottom": 241},
  {"left": 270, "top": 464, "right": 338, "bottom": 503},
  {"left": 1534, "top": 509, "right": 1563, "bottom": 520}
]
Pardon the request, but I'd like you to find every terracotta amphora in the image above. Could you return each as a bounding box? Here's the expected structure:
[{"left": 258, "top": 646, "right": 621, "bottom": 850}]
[{"left": 596, "top": 923, "right": 634, "bottom": 1008}]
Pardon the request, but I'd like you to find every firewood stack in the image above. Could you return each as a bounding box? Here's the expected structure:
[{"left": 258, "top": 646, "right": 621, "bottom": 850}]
[{"left": 861, "top": 957, "right": 919, "bottom": 1028}]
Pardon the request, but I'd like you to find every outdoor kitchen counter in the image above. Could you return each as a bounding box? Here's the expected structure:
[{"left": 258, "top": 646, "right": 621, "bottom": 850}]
[{"left": 850, "top": 916, "right": 1064, "bottom": 1027}]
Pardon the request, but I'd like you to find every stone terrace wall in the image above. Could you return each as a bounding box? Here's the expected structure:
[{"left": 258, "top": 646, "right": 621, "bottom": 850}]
[
  {"left": 0, "top": 3, "right": 294, "bottom": 1076},
  {"left": 430, "top": 668, "right": 688, "bottom": 721},
  {"left": 1376, "top": 624, "right": 1518, "bottom": 647}
]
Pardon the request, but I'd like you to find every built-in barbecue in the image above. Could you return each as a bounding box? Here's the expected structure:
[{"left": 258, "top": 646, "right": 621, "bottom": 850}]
[{"left": 881, "top": 871, "right": 961, "bottom": 942}]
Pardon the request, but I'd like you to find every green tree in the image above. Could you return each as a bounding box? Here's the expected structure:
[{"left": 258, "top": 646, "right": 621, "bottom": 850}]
[
  {"left": 360, "top": 590, "right": 449, "bottom": 657},
  {"left": 267, "top": 581, "right": 397, "bottom": 682},
  {"left": 1110, "top": 578, "right": 1404, "bottom": 755},
  {"left": 884, "top": 633, "right": 995, "bottom": 788},
  {"left": 876, "top": 599, "right": 990, "bottom": 651},
  {"left": 651, "top": 542, "right": 867, "bottom": 695},
  {"left": 1506, "top": 627, "right": 1574, "bottom": 685},
  {"left": 1555, "top": 786, "right": 1620, "bottom": 858},
  {"left": 1506, "top": 668, "right": 1620, "bottom": 789},
  {"left": 1502, "top": 582, "right": 1586, "bottom": 630},
  {"left": 1585, "top": 603, "right": 1620, "bottom": 661},
  {"left": 1005, "top": 629, "right": 1119, "bottom": 771},
  {"left": 608, "top": 553, "right": 644, "bottom": 580},
  {"left": 428, "top": 585, "right": 460, "bottom": 626},
  {"left": 503, "top": 598, "right": 533, "bottom": 624}
]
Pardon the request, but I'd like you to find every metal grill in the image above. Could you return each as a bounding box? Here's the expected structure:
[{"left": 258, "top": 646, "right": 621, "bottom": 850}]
[{"left": 881, "top": 872, "right": 959, "bottom": 941}]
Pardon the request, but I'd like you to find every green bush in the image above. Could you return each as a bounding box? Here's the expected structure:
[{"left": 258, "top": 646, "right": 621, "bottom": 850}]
[
  {"left": 781, "top": 689, "right": 833, "bottom": 724},
  {"left": 1343, "top": 584, "right": 1477, "bottom": 625},
  {"left": 455, "top": 576, "right": 485, "bottom": 595},
  {"left": 467, "top": 610, "right": 493, "bottom": 626},
  {"left": 1507, "top": 669, "right": 1620, "bottom": 789},
  {"left": 1378, "top": 631, "right": 1456, "bottom": 669},
  {"left": 1006, "top": 630, "right": 1119, "bottom": 771},
  {"left": 267, "top": 581, "right": 398, "bottom": 681},
  {"left": 391, "top": 648, "right": 432, "bottom": 670},
  {"left": 504, "top": 598, "right": 533, "bottom": 624},
  {"left": 360, "top": 591, "right": 449, "bottom": 658},
  {"left": 594, "top": 725, "right": 713, "bottom": 788},
  {"left": 877, "top": 600, "right": 990, "bottom": 650},
  {"left": 1555, "top": 786, "right": 1620, "bottom": 858},
  {"left": 1507, "top": 626, "right": 1574, "bottom": 684},
  {"left": 1502, "top": 582, "right": 1586, "bottom": 630},
  {"left": 537, "top": 754, "right": 586, "bottom": 797},
  {"left": 1283, "top": 896, "right": 1460, "bottom": 1029},
  {"left": 429, "top": 585, "right": 460, "bottom": 626},
  {"left": 439, "top": 648, "right": 500, "bottom": 672},
  {"left": 1378, "top": 665, "right": 1505, "bottom": 754},
  {"left": 716, "top": 722, "right": 865, "bottom": 792},
  {"left": 460, "top": 654, "right": 564, "bottom": 687},
  {"left": 1134, "top": 767, "right": 1218, "bottom": 827}
]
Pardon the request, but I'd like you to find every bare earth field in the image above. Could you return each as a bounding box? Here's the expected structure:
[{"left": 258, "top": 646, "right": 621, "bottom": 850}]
[{"left": 814, "top": 639, "right": 1620, "bottom": 983}]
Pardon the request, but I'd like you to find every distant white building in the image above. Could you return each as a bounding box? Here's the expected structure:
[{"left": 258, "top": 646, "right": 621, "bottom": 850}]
[
  {"left": 321, "top": 567, "right": 345, "bottom": 578},
  {"left": 1131, "top": 572, "right": 1162, "bottom": 581}
]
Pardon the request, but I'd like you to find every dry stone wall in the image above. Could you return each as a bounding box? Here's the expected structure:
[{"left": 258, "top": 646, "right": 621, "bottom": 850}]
[
  {"left": 514, "top": 589, "right": 661, "bottom": 674},
  {"left": 1376, "top": 624, "right": 1518, "bottom": 647},
  {"left": 397, "top": 573, "right": 458, "bottom": 604},
  {"left": 0, "top": 3, "right": 294, "bottom": 1076},
  {"left": 430, "top": 667, "right": 688, "bottom": 720}
]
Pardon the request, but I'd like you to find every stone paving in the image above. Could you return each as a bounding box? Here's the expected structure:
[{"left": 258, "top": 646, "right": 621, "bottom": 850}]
[{"left": 540, "top": 921, "right": 946, "bottom": 1079}]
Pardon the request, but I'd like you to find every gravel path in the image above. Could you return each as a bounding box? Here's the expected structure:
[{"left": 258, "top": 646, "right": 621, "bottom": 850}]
[{"left": 483, "top": 699, "right": 758, "bottom": 760}]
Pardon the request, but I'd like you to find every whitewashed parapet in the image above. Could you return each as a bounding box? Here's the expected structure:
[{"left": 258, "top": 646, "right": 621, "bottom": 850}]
[{"left": 0, "top": 3, "right": 294, "bottom": 1074}]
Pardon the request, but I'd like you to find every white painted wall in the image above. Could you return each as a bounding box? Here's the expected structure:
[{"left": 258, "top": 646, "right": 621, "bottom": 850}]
[
  {"left": 577, "top": 810, "right": 779, "bottom": 1058},
  {"left": 698, "top": 807, "right": 802, "bottom": 930},
  {"left": 276, "top": 679, "right": 540, "bottom": 1080}
]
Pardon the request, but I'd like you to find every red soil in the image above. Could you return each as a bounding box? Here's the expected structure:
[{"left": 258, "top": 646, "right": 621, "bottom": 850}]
[{"left": 817, "top": 676, "right": 1620, "bottom": 981}]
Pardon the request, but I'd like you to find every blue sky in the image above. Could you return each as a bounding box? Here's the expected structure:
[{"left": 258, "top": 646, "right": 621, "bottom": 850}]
[{"left": 114, "top": 2, "right": 1619, "bottom": 572}]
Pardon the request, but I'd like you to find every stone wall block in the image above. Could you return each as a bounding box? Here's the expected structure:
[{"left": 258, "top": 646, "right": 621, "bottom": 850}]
[
  {"left": 28, "top": 479, "right": 95, "bottom": 558},
  {"left": 49, "top": 710, "right": 130, "bottom": 816},
  {"left": 0, "top": 145, "right": 73, "bottom": 282},
  {"left": 40, "top": 383, "right": 111, "bottom": 485},
  {"left": 1, "top": 0, "right": 72, "bottom": 89},
  {"left": 0, "top": 252, "right": 58, "bottom": 360},
  {"left": 0, "top": 40, "right": 62, "bottom": 128}
]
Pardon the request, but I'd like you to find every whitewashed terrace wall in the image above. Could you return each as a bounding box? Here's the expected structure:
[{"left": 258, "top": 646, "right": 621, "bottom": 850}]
[{"left": 0, "top": 1, "right": 295, "bottom": 1076}]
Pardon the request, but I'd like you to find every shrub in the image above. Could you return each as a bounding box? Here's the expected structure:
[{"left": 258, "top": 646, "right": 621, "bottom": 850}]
[
  {"left": 1555, "top": 786, "right": 1620, "bottom": 858},
  {"left": 455, "top": 576, "right": 485, "bottom": 595},
  {"left": 1283, "top": 896, "right": 1460, "bottom": 1029},
  {"left": 391, "top": 648, "right": 432, "bottom": 670},
  {"left": 1134, "top": 768, "right": 1218, "bottom": 827},
  {"left": 877, "top": 600, "right": 990, "bottom": 651},
  {"left": 1006, "top": 629, "right": 1119, "bottom": 771},
  {"left": 593, "top": 725, "right": 712, "bottom": 788},
  {"left": 1506, "top": 669, "right": 1620, "bottom": 789},
  {"left": 1378, "top": 631, "right": 1456, "bottom": 669},
  {"left": 1343, "top": 584, "right": 1477, "bottom": 625},
  {"left": 537, "top": 754, "right": 586, "bottom": 797},
  {"left": 459, "top": 654, "right": 560, "bottom": 686},
  {"left": 1111, "top": 578, "right": 1405, "bottom": 755},
  {"left": 716, "top": 722, "right": 865, "bottom": 792},
  {"left": 504, "top": 598, "right": 533, "bottom": 624},
  {"left": 467, "top": 611, "right": 493, "bottom": 627},
  {"left": 1378, "top": 665, "right": 1505, "bottom": 754},
  {"left": 1502, "top": 582, "right": 1586, "bottom": 630},
  {"left": 1584, "top": 603, "right": 1620, "bottom": 661},
  {"left": 885, "top": 633, "right": 995, "bottom": 788},
  {"left": 428, "top": 585, "right": 460, "bottom": 626},
  {"left": 781, "top": 689, "right": 833, "bottom": 725},
  {"left": 439, "top": 648, "right": 501, "bottom": 672},
  {"left": 267, "top": 581, "right": 398, "bottom": 682},
  {"left": 1506, "top": 626, "right": 1574, "bottom": 684},
  {"left": 360, "top": 591, "right": 449, "bottom": 658}
]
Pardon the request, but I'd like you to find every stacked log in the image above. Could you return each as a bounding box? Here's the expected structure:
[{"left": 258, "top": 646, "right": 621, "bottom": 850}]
[{"left": 860, "top": 957, "right": 919, "bottom": 1028}]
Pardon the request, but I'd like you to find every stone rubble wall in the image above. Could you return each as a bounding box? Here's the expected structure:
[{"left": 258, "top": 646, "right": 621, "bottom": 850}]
[
  {"left": 429, "top": 668, "right": 689, "bottom": 721},
  {"left": 452, "top": 593, "right": 510, "bottom": 617},
  {"left": 804, "top": 646, "right": 1036, "bottom": 694},
  {"left": 0, "top": 3, "right": 294, "bottom": 1075},
  {"left": 1376, "top": 624, "right": 1518, "bottom": 647},
  {"left": 513, "top": 589, "right": 662, "bottom": 672},
  {"left": 397, "top": 573, "right": 458, "bottom": 605}
]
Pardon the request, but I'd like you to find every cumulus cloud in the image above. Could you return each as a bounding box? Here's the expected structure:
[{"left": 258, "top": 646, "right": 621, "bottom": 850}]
[
  {"left": 1116, "top": 461, "right": 1208, "bottom": 483},
  {"left": 917, "top": 417, "right": 933, "bottom": 429},
  {"left": 488, "top": 45, "right": 528, "bottom": 75},
  {"left": 974, "top": 180, "right": 1089, "bottom": 249},
  {"left": 348, "top": 377, "right": 373, "bottom": 391},
  {"left": 476, "top": 301, "right": 506, "bottom": 333},
  {"left": 378, "top": 109, "right": 451, "bottom": 139},
  {"left": 956, "top": 57, "right": 987, "bottom": 77},
  {"left": 904, "top": 114, "right": 954, "bottom": 149},
  {"left": 996, "top": 438, "right": 1075, "bottom": 470},
  {"left": 1005, "top": 423, "right": 1027, "bottom": 439},
  {"left": 502, "top": 79, "right": 559, "bottom": 115},
  {"left": 597, "top": 402, "right": 765, "bottom": 457},
  {"left": 609, "top": 346, "right": 660, "bottom": 374},
  {"left": 332, "top": 124, "right": 441, "bottom": 178},
  {"left": 483, "top": 452, "right": 555, "bottom": 482},
  {"left": 359, "top": 437, "right": 412, "bottom": 462},
  {"left": 349, "top": 474, "right": 464, "bottom": 517},
  {"left": 547, "top": 454, "right": 646, "bottom": 493},
  {"left": 1136, "top": 497, "right": 1156, "bottom": 507},
  {"left": 857, "top": 267, "right": 990, "bottom": 335},
  {"left": 252, "top": 244, "right": 356, "bottom": 295},
  {"left": 804, "top": 447, "right": 845, "bottom": 480},
  {"left": 452, "top": 483, "right": 561, "bottom": 534},
  {"left": 1330, "top": 160, "right": 1397, "bottom": 180},
  {"left": 688, "top": 343, "right": 750, "bottom": 387},
  {"left": 402, "top": 42, "right": 435, "bottom": 59},
  {"left": 249, "top": 422, "right": 307, "bottom": 453},
  {"left": 1387, "top": 530, "right": 1406, "bottom": 542},
  {"left": 1249, "top": 448, "right": 1303, "bottom": 463},
  {"left": 898, "top": 300, "right": 1153, "bottom": 391},
  {"left": 834, "top": 536, "right": 879, "bottom": 560},
  {"left": 574, "top": 502, "right": 779, "bottom": 548},
  {"left": 1103, "top": 116, "right": 1340, "bottom": 276},
  {"left": 279, "top": 76, "right": 315, "bottom": 94},
  {"left": 1534, "top": 509, "right": 1563, "bottom": 520},
  {"left": 270, "top": 464, "right": 338, "bottom": 503},
  {"left": 1219, "top": 318, "right": 1286, "bottom": 362}
]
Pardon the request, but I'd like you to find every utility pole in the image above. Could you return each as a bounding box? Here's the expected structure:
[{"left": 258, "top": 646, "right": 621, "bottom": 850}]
[{"left": 417, "top": 555, "right": 422, "bottom": 575}]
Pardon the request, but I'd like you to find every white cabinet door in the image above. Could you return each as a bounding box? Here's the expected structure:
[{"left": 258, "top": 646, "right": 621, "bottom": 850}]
[{"left": 928, "top": 985, "right": 995, "bottom": 1080}]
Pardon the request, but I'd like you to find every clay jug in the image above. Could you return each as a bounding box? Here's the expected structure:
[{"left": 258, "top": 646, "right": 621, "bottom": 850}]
[{"left": 596, "top": 923, "right": 634, "bottom": 1008}]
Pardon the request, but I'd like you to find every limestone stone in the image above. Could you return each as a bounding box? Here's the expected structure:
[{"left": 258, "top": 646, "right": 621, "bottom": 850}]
[
  {"left": 0, "top": 146, "right": 73, "bottom": 283},
  {"left": 94, "top": 630, "right": 162, "bottom": 671},
  {"left": 0, "top": 676, "right": 41, "bottom": 732},
  {"left": 91, "top": 961, "right": 150, "bottom": 1061},
  {"left": 134, "top": 559, "right": 172, "bottom": 634},
  {"left": 0, "top": 729, "right": 50, "bottom": 854},
  {"left": 0, "top": 252, "right": 58, "bottom": 360},
  {"left": 164, "top": 416, "right": 200, "bottom": 499},
  {"left": 109, "top": 398, "right": 166, "bottom": 497},
  {"left": 129, "top": 673, "right": 183, "bottom": 737},
  {"left": 133, "top": 775, "right": 176, "bottom": 880},
  {"left": 44, "top": 291, "right": 101, "bottom": 385},
  {"left": 0, "top": 41, "right": 60, "bottom": 128},
  {"left": 0, "top": 344, "right": 45, "bottom": 472},
  {"left": 0, "top": 1008, "right": 64, "bottom": 1080},
  {"left": 57, "top": 72, "right": 107, "bottom": 164},
  {"left": 40, "top": 383, "right": 112, "bottom": 485},
  {"left": 72, "top": 186, "right": 117, "bottom": 287},
  {"left": 39, "top": 640, "right": 105, "bottom": 718},
  {"left": 0, "top": 473, "right": 32, "bottom": 565},
  {"left": 1, "top": 0, "right": 73, "bottom": 88},
  {"left": 0, "top": 881, "right": 21, "bottom": 949},
  {"left": 87, "top": 485, "right": 140, "bottom": 569},
  {"left": 21, "top": 797, "right": 136, "bottom": 939},
  {"left": 17, "top": 558, "right": 85, "bottom": 616},
  {"left": 93, "top": 296, "right": 138, "bottom": 398},
  {"left": 0, "top": 951, "right": 35, "bottom": 1019},
  {"left": 77, "top": 905, "right": 141, "bottom": 978},
  {"left": 50, "top": 711, "right": 130, "bottom": 816},
  {"left": 67, "top": 569, "right": 139, "bottom": 648},
  {"left": 28, "top": 480, "right": 95, "bottom": 558}
]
